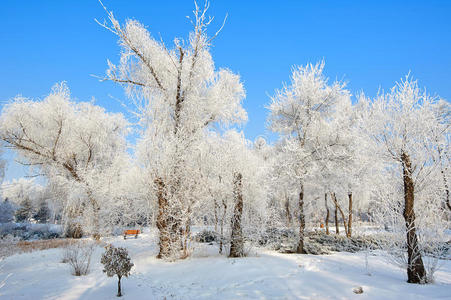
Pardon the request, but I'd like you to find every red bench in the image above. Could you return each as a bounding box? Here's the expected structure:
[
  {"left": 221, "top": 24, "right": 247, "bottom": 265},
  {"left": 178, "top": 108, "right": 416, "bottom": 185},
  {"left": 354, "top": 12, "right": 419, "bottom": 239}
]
[{"left": 123, "top": 229, "right": 140, "bottom": 239}]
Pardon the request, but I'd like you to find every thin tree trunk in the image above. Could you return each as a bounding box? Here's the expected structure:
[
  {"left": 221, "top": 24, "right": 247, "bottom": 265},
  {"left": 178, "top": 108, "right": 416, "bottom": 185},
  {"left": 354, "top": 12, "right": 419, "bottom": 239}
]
[
  {"left": 347, "top": 192, "right": 353, "bottom": 238},
  {"left": 333, "top": 193, "right": 339, "bottom": 235},
  {"left": 87, "top": 191, "right": 101, "bottom": 240},
  {"left": 296, "top": 183, "right": 306, "bottom": 254},
  {"left": 117, "top": 276, "right": 122, "bottom": 297},
  {"left": 436, "top": 146, "right": 451, "bottom": 211},
  {"left": 285, "top": 196, "right": 292, "bottom": 227},
  {"left": 229, "top": 172, "right": 244, "bottom": 257},
  {"left": 214, "top": 199, "right": 219, "bottom": 232},
  {"left": 219, "top": 199, "right": 227, "bottom": 254},
  {"left": 155, "top": 177, "right": 171, "bottom": 259},
  {"left": 181, "top": 206, "right": 191, "bottom": 259},
  {"left": 401, "top": 152, "right": 427, "bottom": 283},
  {"left": 331, "top": 193, "right": 349, "bottom": 237},
  {"left": 325, "top": 193, "right": 330, "bottom": 235}
]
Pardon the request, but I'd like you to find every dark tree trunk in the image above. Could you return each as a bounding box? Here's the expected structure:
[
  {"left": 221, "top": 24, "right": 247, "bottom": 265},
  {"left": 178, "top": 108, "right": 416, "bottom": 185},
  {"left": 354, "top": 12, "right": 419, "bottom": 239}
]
[
  {"left": 401, "top": 152, "right": 427, "bottom": 284},
  {"left": 296, "top": 183, "right": 306, "bottom": 254},
  {"left": 219, "top": 199, "right": 227, "bottom": 254},
  {"left": 333, "top": 193, "right": 339, "bottom": 235},
  {"left": 229, "top": 173, "right": 244, "bottom": 257},
  {"left": 440, "top": 165, "right": 450, "bottom": 211},
  {"left": 117, "top": 276, "right": 122, "bottom": 297},
  {"left": 332, "top": 193, "right": 349, "bottom": 237},
  {"left": 155, "top": 177, "right": 171, "bottom": 259},
  {"left": 437, "top": 147, "right": 450, "bottom": 211},
  {"left": 347, "top": 192, "right": 353, "bottom": 238},
  {"left": 325, "top": 193, "right": 330, "bottom": 235},
  {"left": 214, "top": 199, "right": 219, "bottom": 232}
]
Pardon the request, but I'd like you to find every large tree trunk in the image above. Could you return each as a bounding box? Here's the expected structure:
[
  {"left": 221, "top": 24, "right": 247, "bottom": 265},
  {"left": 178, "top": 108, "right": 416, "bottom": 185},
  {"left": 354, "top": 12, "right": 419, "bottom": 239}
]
[
  {"left": 347, "top": 192, "right": 353, "bottom": 238},
  {"left": 155, "top": 177, "right": 171, "bottom": 259},
  {"left": 229, "top": 172, "right": 244, "bottom": 257},
  {"left": 401, "top": 152, "right": 427, "bottom": 283},
  {"left": 296, "top": 183, "right": 306, "bottom": 254},
  {"left": 117, "top": 275, "right": 122, "bottom": 297},
  {"left": 325, "top": 193, "right": 330, "bottom": 235}
]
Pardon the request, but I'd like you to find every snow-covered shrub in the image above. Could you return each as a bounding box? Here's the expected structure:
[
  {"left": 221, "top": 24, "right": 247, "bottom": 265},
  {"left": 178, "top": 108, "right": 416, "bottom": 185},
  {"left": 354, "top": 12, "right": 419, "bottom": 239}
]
[
  {"left": 0, "top": 223, "right": 62, "bottom": 240},
  {"left": 305, "top": 232, "right": 383, "bottom": 254},
  {"left": 259, "top": 229, "right": 383, "bottom": 255},
  {"left": 101, "top": 245, "right": 133, "bottom": 297},
  {"left": 63, "top": 241, "right": 95, "bottom": 276},
  {"left": 194, "top": 230, "right": 219, "bottom": 243},
  {"left": 258, "top": 228, "right": 297, "bottom": 253}
]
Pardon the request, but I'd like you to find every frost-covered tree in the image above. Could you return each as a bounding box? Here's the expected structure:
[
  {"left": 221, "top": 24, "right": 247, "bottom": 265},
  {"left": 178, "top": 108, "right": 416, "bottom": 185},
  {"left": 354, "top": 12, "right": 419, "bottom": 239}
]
[
  {"left": 361, "top": 76, "right": 450, "bottom": 283},
  {"left": 267, "top": 61, "right": 351, "bottom": 253},
  {"left": 15, "top": 197, "right": 33, "bottom": 223},
  {"left": 33, "top": 200, "right": 51, "bottom": 224},
  {"left": 200, "top": 131, "right": 268, "bottom": 257},
  {"left": 101, "top": 245, "right": 134, "bottom": 297},
  {"left": 0, "top": 199, "right": 14, "bottom": 223},
  {"left": 0, "top": 83, "right": 128, "bottom": 238},
  {"left": 98, "top": 2, "right": 246, "bottom": 258}
]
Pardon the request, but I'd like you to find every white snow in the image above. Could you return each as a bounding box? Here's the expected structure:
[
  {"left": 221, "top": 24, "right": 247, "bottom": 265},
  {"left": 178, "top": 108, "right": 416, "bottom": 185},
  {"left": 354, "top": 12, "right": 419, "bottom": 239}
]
[{"left": 1, "top": 231, "right": 450, "bottom": 299}]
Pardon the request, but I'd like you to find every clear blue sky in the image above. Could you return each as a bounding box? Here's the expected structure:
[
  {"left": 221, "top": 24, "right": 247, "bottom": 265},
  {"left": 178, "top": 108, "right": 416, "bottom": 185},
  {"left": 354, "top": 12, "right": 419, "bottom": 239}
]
[{"left": 1, "top": 0, "right": 450, "bottom": 180}]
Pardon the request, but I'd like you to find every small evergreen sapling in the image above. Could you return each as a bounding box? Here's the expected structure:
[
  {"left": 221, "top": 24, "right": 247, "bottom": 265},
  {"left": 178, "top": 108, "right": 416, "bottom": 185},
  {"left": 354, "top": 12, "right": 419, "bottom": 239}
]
[{"left": 101, "top": 245, "right": 133, "bottom": 297}]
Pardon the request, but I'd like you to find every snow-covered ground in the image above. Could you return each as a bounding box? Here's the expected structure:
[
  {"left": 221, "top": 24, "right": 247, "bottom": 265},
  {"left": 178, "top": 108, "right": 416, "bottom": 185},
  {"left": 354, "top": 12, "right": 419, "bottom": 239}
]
[{"left": 1, "top": 231, "right": 450, "bottom": 300}]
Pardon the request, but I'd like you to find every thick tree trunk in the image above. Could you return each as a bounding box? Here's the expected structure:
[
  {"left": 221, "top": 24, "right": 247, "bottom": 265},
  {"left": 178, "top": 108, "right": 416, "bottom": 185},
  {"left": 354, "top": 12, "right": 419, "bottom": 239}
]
[
  {"left": 347, "top": 192, "right": 353, "bottom": 238},
  {"left": 117, "top": 276, "right": 122, "bottom": 297},
  {"left": 401, "top": 152, "right": 427, "bottom": 284},
  {"left": 155, "top": 177, "right": 171, "bottom": 259},
  {"left": 296, "top": 183, "right": 306, "bottom": 254},
  {"left": 325, "top": 193, "right": 330, "bottom": 235},
  {"left": 229, "top": 172, "right": 244, "bottom": 257}
]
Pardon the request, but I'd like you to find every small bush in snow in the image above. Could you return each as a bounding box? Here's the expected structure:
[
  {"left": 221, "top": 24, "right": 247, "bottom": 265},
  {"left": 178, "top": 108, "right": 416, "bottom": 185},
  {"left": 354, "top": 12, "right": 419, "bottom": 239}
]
[
  {"left": 63, "top": 241, "right": 95, "bottom": 276},
  {"left": 304, "top": 232, "right": 383, "bottom": 254},
  {"left": 258, "top": 228, "right": 297, "bottom": 253},
  {"left": 194, "top": 230, "right": 219, "bottom": 243},
  {"left": 259, "top": 230, "right": 384, "bottom": 255},
  {"left": 101, "top": 245, "right": 133, "bottom": 297}
]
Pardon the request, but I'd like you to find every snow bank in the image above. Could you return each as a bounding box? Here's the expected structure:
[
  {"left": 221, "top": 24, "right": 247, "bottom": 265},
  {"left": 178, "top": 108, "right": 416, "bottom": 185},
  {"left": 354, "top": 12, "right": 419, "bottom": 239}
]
[{"left": 1, "top": 231, "right": 450, "bottom": 299}]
